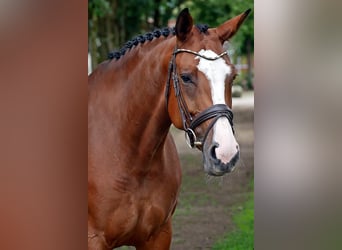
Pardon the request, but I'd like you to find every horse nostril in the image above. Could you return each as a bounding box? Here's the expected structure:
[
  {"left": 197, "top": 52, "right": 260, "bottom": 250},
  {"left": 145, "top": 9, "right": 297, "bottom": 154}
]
[{"left": 209, "top": 143, "right": 220, "bottom": 164}]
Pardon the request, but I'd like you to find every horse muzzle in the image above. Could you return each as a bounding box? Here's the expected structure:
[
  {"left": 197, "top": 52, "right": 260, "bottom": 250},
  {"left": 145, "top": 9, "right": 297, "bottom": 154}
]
[
  {"left": 203, "top": 142, "right": 240, "bottom": 176},
  {"left": 182, "top": 105, "right": 239, "bottom": 176}
]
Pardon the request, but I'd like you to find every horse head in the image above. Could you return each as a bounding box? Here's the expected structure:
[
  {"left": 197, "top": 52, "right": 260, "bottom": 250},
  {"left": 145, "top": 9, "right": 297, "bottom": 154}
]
[{"left": 166, "top": 8, "right": 250, "bottom": 176}]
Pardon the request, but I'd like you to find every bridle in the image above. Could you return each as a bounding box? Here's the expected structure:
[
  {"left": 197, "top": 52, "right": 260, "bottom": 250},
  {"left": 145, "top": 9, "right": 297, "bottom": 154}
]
[{"left": 165, "top": 47, "right": 234, "bottom": 148}]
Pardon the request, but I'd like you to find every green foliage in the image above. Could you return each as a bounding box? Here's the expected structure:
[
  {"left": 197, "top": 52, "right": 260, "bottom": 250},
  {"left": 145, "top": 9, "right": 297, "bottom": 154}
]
[
  {"left": 186, "top": 0, "right": 253, "bottom": 55},
  {"left": 88, "top": 0, "right": 112, "bottom": 18},
  {"left": 229, "top": 0, "right": 254, "bottom": 55},
  {"left": 187, "top": 0, "right": 233, "bottom": 26},
  {"left": 88, "top": 0, "right": 253, "bottom": 69},
  {"left": 212, "top": 193, "right": 254, "bottom": 250},
  {"left": 234, "top": 69, "right": 254, "bottom": 90}
]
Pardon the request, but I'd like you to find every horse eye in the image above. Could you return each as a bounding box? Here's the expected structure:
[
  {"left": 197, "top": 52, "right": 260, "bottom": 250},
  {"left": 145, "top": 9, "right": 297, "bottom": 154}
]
[{"left": 180, "top": 74, "right": 192, "bottom": 84}]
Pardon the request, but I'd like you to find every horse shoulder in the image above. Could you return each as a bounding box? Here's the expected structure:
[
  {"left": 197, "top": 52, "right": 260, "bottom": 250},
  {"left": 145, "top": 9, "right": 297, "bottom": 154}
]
[{"left": 131, "top": 132, "right": 181, "bottom": 243}]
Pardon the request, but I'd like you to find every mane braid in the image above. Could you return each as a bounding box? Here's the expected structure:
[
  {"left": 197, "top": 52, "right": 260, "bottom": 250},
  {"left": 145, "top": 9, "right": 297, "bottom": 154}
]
[
  {"left": 195, "top": 24, "right": 209, "bottom": 33},
  {"left": 107, "top": 24, "right": 209, "bottom": 60}
]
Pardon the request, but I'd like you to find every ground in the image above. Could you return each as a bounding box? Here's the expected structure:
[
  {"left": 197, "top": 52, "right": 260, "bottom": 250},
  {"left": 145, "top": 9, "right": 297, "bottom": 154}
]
[{"left": 117, "top": 91, "right": 254, "bottom": 250}]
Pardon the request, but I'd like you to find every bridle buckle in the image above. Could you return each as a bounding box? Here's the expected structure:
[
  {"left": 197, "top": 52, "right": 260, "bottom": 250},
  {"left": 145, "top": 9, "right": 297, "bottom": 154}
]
[{"left": 185, "top": 128, "right": 196, "bottom": 148}]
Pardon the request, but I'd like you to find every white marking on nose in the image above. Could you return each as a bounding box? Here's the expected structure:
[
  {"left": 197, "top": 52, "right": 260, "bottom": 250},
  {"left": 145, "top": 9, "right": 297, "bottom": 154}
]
[{"left": 196, "top": 49, "right": 239, "bottom": 163}]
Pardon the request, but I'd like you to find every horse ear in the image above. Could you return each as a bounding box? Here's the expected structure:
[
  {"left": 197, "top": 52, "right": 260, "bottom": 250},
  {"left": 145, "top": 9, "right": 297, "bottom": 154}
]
[
  {"left": 216, "top": 9, "right": 251, "bottom": 42},
  {"left": 175, "top": 8, "right": 193, "bottom": 43}
]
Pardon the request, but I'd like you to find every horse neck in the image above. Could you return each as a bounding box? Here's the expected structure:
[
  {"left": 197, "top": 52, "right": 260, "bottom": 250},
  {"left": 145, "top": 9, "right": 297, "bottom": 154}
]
[{"left": 100, "top": 38, "right": 176, "bottom": 166}]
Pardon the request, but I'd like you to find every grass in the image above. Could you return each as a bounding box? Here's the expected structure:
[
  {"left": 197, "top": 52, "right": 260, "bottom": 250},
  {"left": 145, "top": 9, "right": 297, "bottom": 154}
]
[{"left": 212, "top": 183, "right": 254, "bottom": 250}]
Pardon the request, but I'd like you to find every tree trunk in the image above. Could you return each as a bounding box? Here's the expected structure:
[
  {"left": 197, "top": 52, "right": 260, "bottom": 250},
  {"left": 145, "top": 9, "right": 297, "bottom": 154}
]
[
  {"left": 89, "top": 15, "right": 98, "bottom": 70},
  {"left": 106, "top": 15, "right": 114, "bottom": 52},
  {"left": 153, "top": 0, "right": 161, "bottom": 28},
  {"left": 246, "top": 38, "right": 253, "bottom": 89},
  {"left": 112, "top": 0, "right": 120, "bottom": 49}
]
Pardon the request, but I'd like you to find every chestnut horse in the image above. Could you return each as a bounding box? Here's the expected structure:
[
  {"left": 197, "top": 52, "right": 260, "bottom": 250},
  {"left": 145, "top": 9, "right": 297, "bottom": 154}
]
[{"left": 88, "top": 8, "right": 250, "bottom": 249}]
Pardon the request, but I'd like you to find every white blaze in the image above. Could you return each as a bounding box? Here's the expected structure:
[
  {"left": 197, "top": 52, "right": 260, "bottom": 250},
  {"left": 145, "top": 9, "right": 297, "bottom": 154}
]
[{"left": 196, "top": 49, "right": 239, "bottom": 164}]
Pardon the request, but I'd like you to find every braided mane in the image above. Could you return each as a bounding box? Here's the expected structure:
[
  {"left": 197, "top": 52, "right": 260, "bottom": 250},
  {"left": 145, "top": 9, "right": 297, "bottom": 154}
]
[{"left": 108, "top": 24, "right": 209, "bottom": 60}]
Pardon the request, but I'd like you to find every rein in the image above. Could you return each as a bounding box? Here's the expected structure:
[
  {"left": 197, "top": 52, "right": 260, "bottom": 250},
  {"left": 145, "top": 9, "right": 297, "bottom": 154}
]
[{"left": 165, "top": 47, "right": 234, "bottom": 148}]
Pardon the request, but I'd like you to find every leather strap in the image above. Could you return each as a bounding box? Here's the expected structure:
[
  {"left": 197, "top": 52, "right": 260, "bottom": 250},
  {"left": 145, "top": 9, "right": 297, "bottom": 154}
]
[{"left": 189, "top": 104, "right": 233, "bottom": 130}]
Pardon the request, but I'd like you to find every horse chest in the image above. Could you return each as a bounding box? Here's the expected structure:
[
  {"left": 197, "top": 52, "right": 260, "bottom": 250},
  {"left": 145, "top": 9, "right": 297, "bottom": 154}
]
[
  {"left": 105, "top": 173, "right": 179, "bottom": 246},
  {"left": 134, "top": 201, "right": 170, "bottom": 240},
  {"left": 133, "top": 178, "right": 177, "bottom": 227}
]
